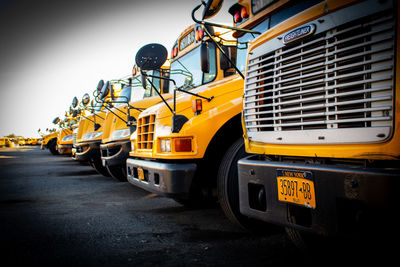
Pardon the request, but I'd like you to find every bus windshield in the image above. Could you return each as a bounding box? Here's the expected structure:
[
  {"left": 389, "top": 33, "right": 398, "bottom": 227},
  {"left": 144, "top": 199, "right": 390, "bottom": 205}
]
[
  {"left": 170, "top": 43, "right": 216, "bottom": 90},
  {"left": 115, "top": 86, "right": 133, "bottom": 107}
]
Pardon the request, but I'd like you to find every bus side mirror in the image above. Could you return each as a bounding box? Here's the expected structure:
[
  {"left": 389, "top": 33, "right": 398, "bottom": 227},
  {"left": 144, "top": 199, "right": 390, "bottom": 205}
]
[
  {"left": 96, "top": 80, "right": 105, "bottom": 97},
  {"left": 71, "top": 97, "right": 78, "bottom": 108},
  {"left": 200, "top": 42, "right": 209, "bottom": 73},
  {"left": 82, "top": 93, "right": 90, "bottom": 106},
  {"left": 202, "top": 0, "right": 223, "bottom": 20},
  {"left": 110, "top": 85, "right": 115, "bottom": 100},
  {"left": 99, "top": 81, "right": 110, "bottom": 100},
  {"left": 135, "top": 43, "right": 168, "bottom": 71},
  {"left": 162, "top": 71, "right": 170, "bottom": 93},
  {"left": 52, "top": 117, "right": 60, "bottom": 124},
  {"left": 141, "top": 73, "right": 147, "bottom": 90}
]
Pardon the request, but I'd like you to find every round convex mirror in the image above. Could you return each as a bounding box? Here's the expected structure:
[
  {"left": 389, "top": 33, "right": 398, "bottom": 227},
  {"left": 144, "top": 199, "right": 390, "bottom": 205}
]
[
  {"left": 82, "top": 93, "right": 90, "bottom": 106},
  {"left": 135, "top": 43, "right": 168, "bottom": 71},
  {"left": 52, "top": 117, "right": 60, "bottom": 124},
  {"left": 96, "top": 79, "right": 105, "bottom": 96},
  {"left": 99, "top": 81, "right": 110, "bottom": 100},
  {"left": 71, "top": 96, "right": 78, "bottom": 108}
]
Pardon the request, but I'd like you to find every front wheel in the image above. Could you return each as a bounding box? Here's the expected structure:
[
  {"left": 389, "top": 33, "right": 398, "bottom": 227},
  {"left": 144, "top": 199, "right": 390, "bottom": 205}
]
[
  {"left": 48, "top": 139, "right": 59, "bottom": 155},
  {"left": 106, "top": 165, "right": 127, "bottom": 182},
  {"left": 90, "top": 158, "right": 111, "bottom": 177},
  {"left": 217, "top": 138, "right": 265, "bottom": 230}
]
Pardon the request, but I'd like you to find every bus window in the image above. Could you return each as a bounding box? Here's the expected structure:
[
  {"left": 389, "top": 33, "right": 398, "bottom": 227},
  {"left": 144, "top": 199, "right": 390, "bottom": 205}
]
[{"left": 170, "top": 43, "right": 217, "bottom": 90}]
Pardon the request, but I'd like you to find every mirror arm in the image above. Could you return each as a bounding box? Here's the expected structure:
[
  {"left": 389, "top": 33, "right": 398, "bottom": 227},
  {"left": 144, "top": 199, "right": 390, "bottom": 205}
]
[
  {"left": 191, "top": 4, "right": 261, "bottom": 35},
  {"left": 92, "top": 113, "right": 105, "bottom": 121},
  {"left": 141, "top": 70, "right": 174, "bottom": 115},
  {"left": 102, "top": 105, "right": 127, "bottom": 124},
  {"left": 176, "top": 88, "right": 214, "bottom": 102},
  {"left": 79, "top": 115, "right": 96, "bottom": 124}
]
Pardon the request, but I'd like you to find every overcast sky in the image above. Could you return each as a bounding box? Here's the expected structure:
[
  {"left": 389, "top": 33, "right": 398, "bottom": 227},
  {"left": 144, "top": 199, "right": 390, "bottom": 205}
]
[{"left": 0, "top": 0, "right": 235, "bottom": 138}]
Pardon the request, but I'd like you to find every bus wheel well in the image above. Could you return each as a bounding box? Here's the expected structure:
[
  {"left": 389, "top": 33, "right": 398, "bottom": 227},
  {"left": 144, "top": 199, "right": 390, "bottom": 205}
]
[{"left": 195, "top": 113, "right": 243, "bottom": 192}]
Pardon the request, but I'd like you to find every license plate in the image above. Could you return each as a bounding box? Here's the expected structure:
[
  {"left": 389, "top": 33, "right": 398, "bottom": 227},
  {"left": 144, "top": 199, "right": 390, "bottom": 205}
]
[
  {"left": 276, "top": 169, "right": 316, "bottom": 209},
  {"left": 137, "top": 167, "right": 145, "bottom": 180}
]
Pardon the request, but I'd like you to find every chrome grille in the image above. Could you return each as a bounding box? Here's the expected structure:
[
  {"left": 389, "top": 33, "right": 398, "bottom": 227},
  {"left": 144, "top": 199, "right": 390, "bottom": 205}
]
[
  {"left": 137, "top": 115, "right": 155, "bottom": 150},
  {"left": 244, "top": 8, "right": 395, "bottom": 144}
]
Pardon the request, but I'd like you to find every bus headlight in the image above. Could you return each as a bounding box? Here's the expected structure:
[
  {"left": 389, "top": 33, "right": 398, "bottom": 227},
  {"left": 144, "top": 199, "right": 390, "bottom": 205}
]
[
  {"left": 83, "top": 131, "right": 103, "bottom": 140},
  {"left": 111, "top": 128, "right": 131, "bottom": 140},
  {"left": 160, "top": 139, "right": 171, "bottom": 152},
  {"left": 62, "top": 135, "right": 73, "bottom": 142}
]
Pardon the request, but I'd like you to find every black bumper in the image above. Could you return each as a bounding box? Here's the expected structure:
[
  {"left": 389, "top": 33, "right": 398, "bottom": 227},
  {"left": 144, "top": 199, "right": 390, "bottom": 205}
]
[
  {"left": 75, "top": 141, "right": 100, "bottom": 162},
  {"left": 57, "top": 144, "right": 72, "bottom": 154},
  {"left": 126, "top": 158, "right": 196, "bottom": 197},
  {"left": 238, "top": 155, "right": 399, "bottom": 236},
  {"left": 100, "top": 141, "right": 130, "bottom": 167}
]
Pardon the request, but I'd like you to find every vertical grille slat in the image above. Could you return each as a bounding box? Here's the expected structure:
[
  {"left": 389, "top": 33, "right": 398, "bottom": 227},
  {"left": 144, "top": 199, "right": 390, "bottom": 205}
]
[
  {"left": 244, "top": 8, "right": 395, "bottom": 144},
  {"left": 137, "top": 115, "right": 155, "bottom": 150}
]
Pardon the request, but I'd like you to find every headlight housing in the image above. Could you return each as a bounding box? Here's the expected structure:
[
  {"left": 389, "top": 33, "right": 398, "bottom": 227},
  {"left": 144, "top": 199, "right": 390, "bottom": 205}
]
[
  {"left": 111, "top": 128, "right": 131, "bottom": 141},
  {"left": 83, "top": 131, "right": 103, "bottom": 140},
  {"left": 160, "top": 139, "right": 171, "bottom": 152},
  {"left": 62, "top": 135, "right": 73, "bottom": 142}
]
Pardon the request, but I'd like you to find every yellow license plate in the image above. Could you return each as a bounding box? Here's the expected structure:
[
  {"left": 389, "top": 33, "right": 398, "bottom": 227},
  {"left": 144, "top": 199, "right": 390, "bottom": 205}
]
[
  {"left": 137, "top": 167, "right": 145, "bottom": 180},
  {"left": 277, "top": 169, "right": 316, "bottom": 209}
]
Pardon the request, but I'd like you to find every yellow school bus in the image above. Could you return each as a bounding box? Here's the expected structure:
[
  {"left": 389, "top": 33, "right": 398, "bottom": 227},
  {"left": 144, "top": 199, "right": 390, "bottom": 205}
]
[
  {"left": 57, "top": 116, "right": 77, "bottom": 155},
  {"left": 0, "top": 137, "right": 7, "bottom": 147},
  {"left": 41, "top": 130, "right": 59, "bottom": 155},
  {"left": 75, "top": 80, "right": 122, "bottom": 176},
  {"left": 212, "top": 0, "right": 400, "bottom": 243},
  {"left": 126, "top": 22, "right": 248, "bottom": 210},
  {"left": 100, "top": 66, "right": 172, "bottom": 181}
]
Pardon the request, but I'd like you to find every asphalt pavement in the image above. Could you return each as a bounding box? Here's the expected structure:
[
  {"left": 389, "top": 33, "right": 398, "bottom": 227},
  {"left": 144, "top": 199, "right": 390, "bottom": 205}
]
[{"left": 0, "top": 146, "right": 395, "bottom": 266}]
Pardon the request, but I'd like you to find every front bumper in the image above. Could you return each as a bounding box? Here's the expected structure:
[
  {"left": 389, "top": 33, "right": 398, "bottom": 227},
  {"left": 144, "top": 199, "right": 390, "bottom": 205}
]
[
  {"left": 100, "top": 141, "right": 130, "bottom": 167},
  {"left": 57, "top": 144, "right": 72, "bottom": 155},
  {"left": 75, "top": 141, "right": 100, "bottom": 162},
  {"left": 126, "top": 158, "right": 196, "bottom": 197},
  {"left": 238, "top": 155, "right": 399, "bottom": 236}
]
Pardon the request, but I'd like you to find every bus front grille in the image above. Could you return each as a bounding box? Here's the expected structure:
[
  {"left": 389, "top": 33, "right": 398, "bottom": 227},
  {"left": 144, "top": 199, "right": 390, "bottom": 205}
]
[
  {"left": 137, "top": 115, "right": 155, "bottom": 150},
  {"left": 244, "top": 7, "right": 395, "bottom": 144}
]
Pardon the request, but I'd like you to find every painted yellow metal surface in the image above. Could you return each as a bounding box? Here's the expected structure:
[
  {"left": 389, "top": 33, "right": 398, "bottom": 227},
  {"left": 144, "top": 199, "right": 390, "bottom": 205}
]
[{"left": 130, "top": 25, "right": 244, "bottom": 160}]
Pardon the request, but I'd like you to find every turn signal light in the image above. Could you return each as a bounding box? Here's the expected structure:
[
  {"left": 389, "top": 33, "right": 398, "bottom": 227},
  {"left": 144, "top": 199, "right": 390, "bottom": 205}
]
[
  {"left": 171, "top": 47, "right": 178, "bottom": 58},
  {"left": 234, "top": 11, "right": 242, "bottom": 23},
  {"left": 196, "top": 28, "right": 204, "bottom": 41},
  {"left": 192, "top": 99, "right": 202, "bottom": 115},
  {"left": 241, "top": 7, "right": 248, "bottom": 19},
  {"left": 175, "top": 138, "right": 192, "bottom": 152}
]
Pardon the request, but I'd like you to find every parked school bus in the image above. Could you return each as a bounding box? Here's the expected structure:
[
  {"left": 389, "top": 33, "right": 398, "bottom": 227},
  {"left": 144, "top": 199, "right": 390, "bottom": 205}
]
[
  {"left": 126, "top": 20, "right": 255, "bottom": 224},
  {"left": 41, "top": 129, "right": 59, "bottom": 155},
  {"left": 57, "top": 117, "right": 77, "bottom": 155},
  {"left": 0, "top": 137, "right": 7, "bottom": 147},
  {"left": 75, "top": 80, "right": 122, "bottom": 176},
  {"left": 100, "top": 67, "right": 172, "bottom": 181},
  {"left": 204, "top": 0, "right": 400, "bottom": 243}
]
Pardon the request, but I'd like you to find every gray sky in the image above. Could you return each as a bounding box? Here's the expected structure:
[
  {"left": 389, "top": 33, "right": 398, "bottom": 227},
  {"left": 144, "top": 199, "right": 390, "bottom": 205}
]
[{"left": 0, "top": 0, "right": 235, "bottom": 138}]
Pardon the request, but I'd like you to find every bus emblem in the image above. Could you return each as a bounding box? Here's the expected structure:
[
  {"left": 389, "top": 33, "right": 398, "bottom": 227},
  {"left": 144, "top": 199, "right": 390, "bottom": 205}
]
[{"left": 283, "top": 24, "right": 316, "bottom": 45}]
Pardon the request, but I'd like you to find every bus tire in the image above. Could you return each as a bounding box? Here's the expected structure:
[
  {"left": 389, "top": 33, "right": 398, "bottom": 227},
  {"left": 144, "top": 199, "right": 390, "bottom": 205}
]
[
  {"left": 48, "top": 139, "right": 59, "bottom": 155},
  {"left": 90, "top": 158, "right": 111, "bottom": 177},
  {"left": 106, "top": 165, "right": 127, "bottom": 182},
  {"left": 217, "top": 138, "right": 264, "bottom": 230}
]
